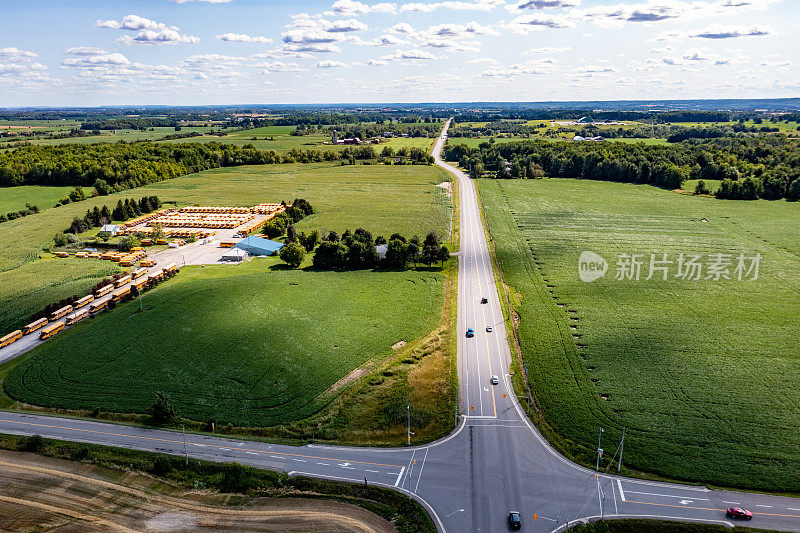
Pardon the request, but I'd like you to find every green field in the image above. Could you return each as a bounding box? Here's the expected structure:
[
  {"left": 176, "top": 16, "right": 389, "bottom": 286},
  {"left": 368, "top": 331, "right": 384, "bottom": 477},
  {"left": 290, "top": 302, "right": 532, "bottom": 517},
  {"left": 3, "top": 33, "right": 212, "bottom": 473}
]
[
  {"left": 0, "top": 163, "right": 451, "bottom": 334},
  {"left": 0, "top": 185, "right": 74, "bottom": 213},
  {"left": 3, "top": 260, "right": 445, "bottom": 427},
  {"left": 479, "top": 178, "right": 800, "bottom": 490}
]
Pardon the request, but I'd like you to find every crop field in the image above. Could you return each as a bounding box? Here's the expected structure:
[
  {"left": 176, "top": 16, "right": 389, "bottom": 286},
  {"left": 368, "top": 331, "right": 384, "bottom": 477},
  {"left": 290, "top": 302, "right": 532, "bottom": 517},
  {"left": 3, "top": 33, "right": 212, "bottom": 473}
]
[
  {"left": 3, "top": 260, "right": 445, "bottom": 426},
  {"left": 28, "top": 126, "right": 215, "bottom": 146},
  {"left": 0, "top": 163, "right": 451, "bottom": 334},
  {"left": 479, "top": 177, "right": 800, "bottom": 490},
  {"left": 0, "top": 185, "right": 74, "bottom": 213}
]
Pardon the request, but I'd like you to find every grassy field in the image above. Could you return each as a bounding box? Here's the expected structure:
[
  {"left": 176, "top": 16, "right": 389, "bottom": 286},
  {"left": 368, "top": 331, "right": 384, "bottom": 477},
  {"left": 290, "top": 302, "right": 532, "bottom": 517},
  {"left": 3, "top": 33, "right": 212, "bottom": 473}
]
[
  {"left": 479, "top": 177, "right": 800, "bottom": 491},
  {"left": 0, "top": 185, "right": 74, "bottom": 213},
  {"left": 0, "top": 162, "right": 451, "bottom": 334},
  {"left": 3, "top": 260, "right": 445, "bottom": 427}
]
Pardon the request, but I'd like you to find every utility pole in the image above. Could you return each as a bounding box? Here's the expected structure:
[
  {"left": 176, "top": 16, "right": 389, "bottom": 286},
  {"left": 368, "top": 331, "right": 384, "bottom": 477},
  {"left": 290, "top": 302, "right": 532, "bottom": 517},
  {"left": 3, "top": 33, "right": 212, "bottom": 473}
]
[
  {"left": 596, "top": 427, "right": 604, "bottom": 472},
  {"left": 407, "top": 405, "right": 411, "bottom": 446},
  {"left": 618, "top": 428, "right": 625, "bottom": 472},
  {"left": 182, "top": 424, "right": 188, "bottom": 467}
]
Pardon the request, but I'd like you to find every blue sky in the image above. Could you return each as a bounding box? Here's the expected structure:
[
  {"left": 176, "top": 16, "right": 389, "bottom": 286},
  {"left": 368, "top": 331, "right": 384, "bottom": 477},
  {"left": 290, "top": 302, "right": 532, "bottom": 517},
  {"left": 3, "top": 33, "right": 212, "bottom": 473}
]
[{"left": 0, "top": 0, "right": 797, "bottom": 106}]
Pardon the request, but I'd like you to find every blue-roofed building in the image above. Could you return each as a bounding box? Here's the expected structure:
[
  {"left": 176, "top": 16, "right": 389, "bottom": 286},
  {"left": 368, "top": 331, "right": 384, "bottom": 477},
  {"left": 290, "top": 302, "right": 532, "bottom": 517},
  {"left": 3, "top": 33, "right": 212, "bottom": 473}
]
[{"left": 234, "top": 236, "right": 284, "bottom": 256}]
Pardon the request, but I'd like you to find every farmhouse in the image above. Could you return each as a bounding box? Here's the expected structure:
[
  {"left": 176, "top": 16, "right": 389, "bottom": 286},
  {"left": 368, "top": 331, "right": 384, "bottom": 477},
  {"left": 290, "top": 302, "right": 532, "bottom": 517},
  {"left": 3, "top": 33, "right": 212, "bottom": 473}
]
[{"left": 100, "top": 224, "right": 119, "bottom": 235}]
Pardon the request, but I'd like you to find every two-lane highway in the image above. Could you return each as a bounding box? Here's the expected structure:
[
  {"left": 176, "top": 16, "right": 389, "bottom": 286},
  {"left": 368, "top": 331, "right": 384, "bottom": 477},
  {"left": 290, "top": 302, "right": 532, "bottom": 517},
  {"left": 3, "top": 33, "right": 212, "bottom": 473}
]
[{"left": 1, "top": 119, "right": 800, "bottom": 532}]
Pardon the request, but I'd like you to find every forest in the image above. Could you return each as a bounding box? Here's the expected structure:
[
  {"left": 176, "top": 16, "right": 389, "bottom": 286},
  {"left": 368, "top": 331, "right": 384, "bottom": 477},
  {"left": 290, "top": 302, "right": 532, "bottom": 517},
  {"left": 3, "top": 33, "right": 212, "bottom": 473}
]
[
  {"left": 0, "top": 140, "right": 432, "bottom": 191},
  {"left": 444, "top": 136, "right": 800, "bottom": 200}
]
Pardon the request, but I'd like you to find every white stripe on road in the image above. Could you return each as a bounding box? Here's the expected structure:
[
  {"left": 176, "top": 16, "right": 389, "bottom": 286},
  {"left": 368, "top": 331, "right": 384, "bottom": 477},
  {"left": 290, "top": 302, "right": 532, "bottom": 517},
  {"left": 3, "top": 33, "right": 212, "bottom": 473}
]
[
  {"left": 395, "top": 466, "right": 405, "bottom": 487},
  {"left": 617, "top": 479, "right": 626, "bottom": 502},
  {"left": 723, "top": 501, "right": 741, "bottom": 505},
  {"left": 756, "top": 504, "right": 772, "bottom": 508},
  {"left": 787, "top": 508, "right": 800, "bottom": 511},
  {"left": 414, "top": 447, "right": 429, "bottom": 493},
  {"left": 624, "top": 489, "right": 709, "bottom": 501},
  {"left": 316, "top": 462, "right": 329, "bottom": 466},
  {"left": 366, "top": 469, "right": 379, "bottom": 473},
  {"left": 245, "top": 451, "right": 258, "bottom": 455}
]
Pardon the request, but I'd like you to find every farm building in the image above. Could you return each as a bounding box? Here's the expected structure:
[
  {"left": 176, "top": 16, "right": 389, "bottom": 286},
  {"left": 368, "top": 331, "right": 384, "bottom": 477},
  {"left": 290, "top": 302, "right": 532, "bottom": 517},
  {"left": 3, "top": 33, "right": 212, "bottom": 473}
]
[
  {"left": 100, "top": 224, "right": 119, "bottom": 235},
  {"left": 221, "top": 248, "right": 248, "bottom": 262},
  {"left": 233, "top": 236, "right": 284, "bottom": 256}
]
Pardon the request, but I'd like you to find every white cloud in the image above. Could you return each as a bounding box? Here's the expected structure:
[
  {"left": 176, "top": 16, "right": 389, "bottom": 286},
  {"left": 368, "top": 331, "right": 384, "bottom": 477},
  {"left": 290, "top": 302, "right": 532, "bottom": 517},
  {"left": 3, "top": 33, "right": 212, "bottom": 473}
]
[
  {"left": 521, "top": 46, "right": 571, "bottom": 55},
  {"left": 259, "top": 61, "right": 307, "bottom": 72},
  {"left": 330, "top": 0, "right": 398, "bottom": 16},
  {"left": 282, "top": 29, "right": 341, "bottom": 45},
  {"left": 117, "top": 30, "right": 200, "bottom": 46},
  {"left": 63, "top": 52, "right": 132, "bottom": 68},
  {"left": 316, "top": 60, "right": 348, "bottom": 68},
  {"left": 63, "top": 46, "right": 107, "bottom": 56},
  {"left": 97, "top": 15, "right": 198, "bottom": 45},
  {"left": 388, "top": 23, "right": 415, "bottom": 34},
  {"left": 507, "top": 13, "right": 575, "bottom": 32},
  {"left": 283, "top": 43, "right": 342, "bottom": 53},
  {"left": 426, "top": 21, "right": 499, "bottom": 36},
  {"left": 380, "top": 49, "right": 439, "bottom": 61},
  {"left": 400, "top": 0, "right": 505, "bottom": 13},
  {"left": 368, "top": 58, "right": 389, "bottom": 66},
  {"left": 469, "top": 57, "right": 500, "bottom": 64},
  {"left": 691, "top": 25, "right": 772, "bottom": 39},
  {"left": 96, "top": 15, "right": 176, "bottom": 31},
  {"left": 507, "top": 0, "right": 579, "bottom": 10},
  {"left": 327, "top": 19, "right": 369, "bottom": 32},
  {"left": 216, "top": 33, "right": 273, "bottom": 43},
  {"left": 0, "top": 47, "right": 38, "bottom": 62}
]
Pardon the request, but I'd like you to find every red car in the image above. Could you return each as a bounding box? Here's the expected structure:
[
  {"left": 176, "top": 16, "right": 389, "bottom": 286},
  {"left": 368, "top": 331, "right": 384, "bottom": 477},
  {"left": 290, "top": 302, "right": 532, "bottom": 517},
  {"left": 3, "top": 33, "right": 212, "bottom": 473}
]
[{"left": 726, "top": 507, "right": 752, "bottom": 520}]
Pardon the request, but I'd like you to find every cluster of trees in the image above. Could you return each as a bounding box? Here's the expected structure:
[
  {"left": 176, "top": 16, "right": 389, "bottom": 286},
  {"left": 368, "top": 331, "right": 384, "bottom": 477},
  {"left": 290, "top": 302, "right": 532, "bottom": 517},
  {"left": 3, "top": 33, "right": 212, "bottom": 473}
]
[
  {"left": 0, "top": 139, "right": 433, "bottom": 192},
  {"left": 321, "top": 120, "right": 442, "bottom": 141},
  {"left": 261, "top": 198, "right": 314, "bottom": 239},
  {"left": 444, "top": 136, "right": 800, "bottom": 200},
  {"left": 81, "top": 118, "right": 178, "bottom": 130},
  {"left": 291, "top": 230, "right": 449, "bottom": 271},
  {"left": 0, "top": 202, "right": 39, "bottom": 224},
  {"left": 64, "top": 195, "right": 162, "bottom": 237}
]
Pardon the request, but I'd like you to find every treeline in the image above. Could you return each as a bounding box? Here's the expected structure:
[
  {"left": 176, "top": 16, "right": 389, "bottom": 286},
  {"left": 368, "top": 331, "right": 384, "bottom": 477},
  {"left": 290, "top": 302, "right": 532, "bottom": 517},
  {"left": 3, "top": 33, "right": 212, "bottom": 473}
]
[
  {"left": 0, "top": 203, "right": 39, "bottom": 224},
  {"left": 56, "top": 196, "right": 162, "bottom": 246},
  {"left": 318, "top": 121, "right": 442, "bottom": 141},
  {"left": 81, "top": 118, "right": 177, "bottom": 130},
  {"left": 0, "top": 140, "right": 431, "bottom": 190},
  {"left": 453, "top": 110, "right": 733, "bottom": 123},
  {"left": 306, "top": 230, "right": 448, "bottom": 270},
  {"left": 444, "top": 136, "right": 800, "bottom": 200}
]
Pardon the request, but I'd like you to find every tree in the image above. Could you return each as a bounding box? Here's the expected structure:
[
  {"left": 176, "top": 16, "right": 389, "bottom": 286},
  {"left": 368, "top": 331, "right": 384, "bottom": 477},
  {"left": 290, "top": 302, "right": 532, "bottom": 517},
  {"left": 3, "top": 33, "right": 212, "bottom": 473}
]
[
  {"left": 100, "top": 204, "right": 111, "bottom": 222},
  {"left": 381, "top": 145, "right": 395, "bottom": 157},
  {"left": 53, "top": 232, "right": 68, "bottom": 247},
  {"left": 279, "top": 242, "right": 305, "bottom": 268},
  {"left": 286, "top": 224, "right": 298, "bottom": 242},
  {"left": 97, "top": 231, "right": 111, "bottom": 242},
  {"left": 112, "top": 200, "right": 126, "bottom": 221},
  {"left": 69, "top": 186, "right": 86, "bottom": 202},
  {"left": 312, "top": 241, "right": 348, "bottom": 268},
  {"left": 118, "top": 236, "right": 140, "bottom": 252},
  {"left": 421, "top": 232, "right": 442, "bottom": 265},
  {"left": 787, "top": 179, "right": 800, "bottom": 201},
  {"left": 694, "top": 180, "right": 710, "bottom": 195},
  {"left": 385, "top": 238, "right": 408, "bottom": 268},
  {"left": 326, "top": 231, "right": 340, "bottom": 242},
  {"left": 406, "top": 242, "right": 419, "bottom": 267},
  {"left": 262, "top": 220, "right": 285, "bottom": 239},
  {"left": 69, "top": 216, "right": 84, "bottom": 234},
  {"left": 149, "top": 391, "right": 176, "bottom": 424},
  {"left": 301, "top": 230, "right": 320, "bottom": 252},
  {"left": 93, "top": 179, "right": 111, "bottom": 196},
  {"left": 437, "top": 245, "right": 450, "bottom": 266}
]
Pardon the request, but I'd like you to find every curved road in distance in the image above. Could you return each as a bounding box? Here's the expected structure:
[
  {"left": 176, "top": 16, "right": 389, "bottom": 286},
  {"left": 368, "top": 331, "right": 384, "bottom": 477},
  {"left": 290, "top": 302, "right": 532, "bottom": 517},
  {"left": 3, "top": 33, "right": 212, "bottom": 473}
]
[{"left": 1, "top": 119, "right": 800, "bottom": 532}]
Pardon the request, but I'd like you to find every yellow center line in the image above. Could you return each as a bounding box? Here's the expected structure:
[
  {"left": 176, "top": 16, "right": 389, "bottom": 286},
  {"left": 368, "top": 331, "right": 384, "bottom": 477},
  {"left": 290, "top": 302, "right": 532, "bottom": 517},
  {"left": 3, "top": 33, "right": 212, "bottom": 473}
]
[
  {"left": 627, "top": 500, "right": 800, "bottom": 519},
  {"left": 0, "top": 418, "right": 404, "bottom": 469},
  {"left": 466, "top": 180, "right": 498, "bottom": 419}
]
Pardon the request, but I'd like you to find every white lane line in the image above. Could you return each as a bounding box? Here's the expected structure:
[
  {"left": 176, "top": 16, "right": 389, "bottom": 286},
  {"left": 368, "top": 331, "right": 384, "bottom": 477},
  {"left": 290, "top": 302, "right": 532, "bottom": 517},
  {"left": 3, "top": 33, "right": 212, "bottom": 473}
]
[
  {"left": 292, "top": 458, "right": 306, "bottom": 463},
  {"left": 245, "top": 451, "right": 258, "bottom": 455},
  {"left": 755, "top": 504, "right": 772, "bottom": 508},
  {"left": 787, "top": 507, "right": 800, "bottom": 511},
  {"left": 316, "top": 462, "right": 329, "bottom": 466},
  {"left": 723, "top": 501, "right": 741, "bottom": 505},
  {"left": 414, "top": 447, "right": 429, "bottom": 494},
  {"left": 612, "top": 477, "right": 618, "bottom": 515},
  {"left": 366, "top": 469, "right": 379, "bottom": 473},
  {"left": 617, "top": 479, "right": 626, "bottom": 502},
  {"left": 269, "top": 455, "right": 283, "bottom": 460},
  {"left": 193, "top": 443, "right": 206, "bottom": 447},
  {"left": 395, "top": 467, "right": 405, "bottom": 487},
  {"left": 341, "top": 466, "right": 355, "bottom": 470},
  {"left": 624, "top": 490, "right": 709, "bottom": 501},
  {"left": 219, "top": 448, "right": 231, "bottom": 451}
]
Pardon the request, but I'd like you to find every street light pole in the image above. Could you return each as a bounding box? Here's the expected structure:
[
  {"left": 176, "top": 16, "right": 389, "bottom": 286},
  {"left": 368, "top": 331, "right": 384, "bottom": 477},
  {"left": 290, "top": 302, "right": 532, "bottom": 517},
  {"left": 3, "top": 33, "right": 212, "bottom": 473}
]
[
  {"left": 407, "top": 405, "right": 411, "bottom": 446},
  {"left": 596, "top": 428, "right": 604, "bottom": 472}
]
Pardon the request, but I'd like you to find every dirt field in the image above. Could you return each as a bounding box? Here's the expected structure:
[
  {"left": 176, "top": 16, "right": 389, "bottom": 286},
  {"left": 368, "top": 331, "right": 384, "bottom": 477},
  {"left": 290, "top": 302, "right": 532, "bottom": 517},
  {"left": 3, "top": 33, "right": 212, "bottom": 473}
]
[{"left": 0, "top": 450, "right": 394, "bottom": 532}]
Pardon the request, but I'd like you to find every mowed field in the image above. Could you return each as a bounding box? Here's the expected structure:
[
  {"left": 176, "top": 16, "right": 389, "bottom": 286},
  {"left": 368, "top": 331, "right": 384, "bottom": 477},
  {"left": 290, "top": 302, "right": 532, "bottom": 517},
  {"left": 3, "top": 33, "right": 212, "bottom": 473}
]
[
  {"left": 479, "top": 178, "right": 800, "bottom": 490},
  {"left": 4, "top": 260, "right": 445, "bottom": 426},
  {"left": 0, "top": 185, "right": 74, "bottom": 213},
  {"left": 0, "top": 162, "right": 451, "bottom": 334}
]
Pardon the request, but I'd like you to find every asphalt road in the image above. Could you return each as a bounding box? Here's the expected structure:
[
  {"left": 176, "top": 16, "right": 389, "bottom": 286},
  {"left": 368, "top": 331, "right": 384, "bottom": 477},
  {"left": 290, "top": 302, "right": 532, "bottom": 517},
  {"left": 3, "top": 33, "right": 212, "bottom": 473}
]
[{"left": 1, "top": 120, "right": 799, "bottom": 532}]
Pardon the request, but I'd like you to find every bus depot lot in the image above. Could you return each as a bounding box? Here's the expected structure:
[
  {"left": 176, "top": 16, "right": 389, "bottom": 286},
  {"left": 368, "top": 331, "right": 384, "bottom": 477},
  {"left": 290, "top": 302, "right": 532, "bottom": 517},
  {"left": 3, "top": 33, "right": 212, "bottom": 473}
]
[{"left": 149, "top": 227, "right": 251, "bottom": 267}]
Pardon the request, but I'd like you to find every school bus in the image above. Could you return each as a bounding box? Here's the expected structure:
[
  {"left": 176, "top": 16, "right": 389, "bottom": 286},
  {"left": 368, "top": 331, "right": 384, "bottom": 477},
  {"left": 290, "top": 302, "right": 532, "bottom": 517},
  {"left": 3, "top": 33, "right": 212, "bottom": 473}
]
[
  {"left": 75, "top": 251, "right": 88, "bottom": 258},
  {"left": 39, "top": 321, "right": 65, "bottom": 340},
  {"left": 132, "top": 267, "right": 148, "bottom": 280},
  {"left": 164, "top": 263, "right": 178, "bottom": 274},
  {"left": 74, "top": 294, "right": 95, "bottom": 309},
  {"left": 101, "top": 252, "right": 117, "bottom": 260},
  {"left": 0, "top": 330, "right": 22, "bottom": 348},
  {"left": 133, "top": 277, "right": 148, "bottom": 291},
  {"left": 95, "top": 284, "right": 114, "bottom": 298},
  {"left": 23, "top": 318, "right": 48, "bottom": 335},
  {"left": 88, "top": 252, "right": 103, "bottom": 259},
  {"left": 141, "top": 239, "right": 153, "bottom": 246},
  {"left": 89, "top": 300, "right": 108, "bottom": 315},
  {"left": 219, "top": 241, "right": 235, "bottom": 248},
  {"left": 119, "top": 258, "right": 134, "bottom": 267},
  {"left": 140, "top": 259, "right": 157, "bottom": 267},
  {"left": 130, "top": 246, "right": 144, "bottom": 252},
  {"left": 66, "top": 308, "right": 89, "bottom": 325},
  {"left": 112, "top": 286, "right": 131, "bottom": 302},
  {"left": 50, "top": 305, "right": 73, "bottom": 321},
  {"left": 156, "top": 238, "right": 168, "bottom": 245},
  {"left": 114, "top": 275, "right": 132, "bottom": 288}
]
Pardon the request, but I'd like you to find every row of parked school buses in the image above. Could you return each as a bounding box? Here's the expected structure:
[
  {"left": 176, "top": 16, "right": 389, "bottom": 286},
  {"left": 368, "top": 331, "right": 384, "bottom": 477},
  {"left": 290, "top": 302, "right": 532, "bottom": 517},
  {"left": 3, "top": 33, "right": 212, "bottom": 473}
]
[{"left": 0, "top": 263, "right": 179, "bottom": 349}]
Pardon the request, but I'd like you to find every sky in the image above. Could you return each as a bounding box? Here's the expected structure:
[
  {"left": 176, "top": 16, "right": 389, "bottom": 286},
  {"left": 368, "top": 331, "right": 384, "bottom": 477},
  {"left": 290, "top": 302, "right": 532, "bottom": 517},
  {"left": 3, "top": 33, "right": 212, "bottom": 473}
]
[{"left": 0, "top": 0, "right": 797, "bottom": 106}]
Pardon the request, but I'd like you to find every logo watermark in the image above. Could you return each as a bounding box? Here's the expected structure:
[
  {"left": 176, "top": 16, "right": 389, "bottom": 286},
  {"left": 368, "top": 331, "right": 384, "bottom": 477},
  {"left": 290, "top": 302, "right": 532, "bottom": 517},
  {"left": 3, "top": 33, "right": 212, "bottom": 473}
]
[{"left": 578, "top": 251, "right": 761, "bottom": 282}]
